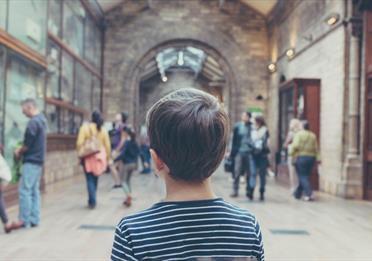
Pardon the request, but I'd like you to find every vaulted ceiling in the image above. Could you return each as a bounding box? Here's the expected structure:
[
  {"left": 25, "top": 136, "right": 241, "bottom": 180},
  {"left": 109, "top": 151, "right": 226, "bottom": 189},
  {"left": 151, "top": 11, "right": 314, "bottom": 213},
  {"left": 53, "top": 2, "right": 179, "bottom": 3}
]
[{"left": 97, "top": 0, "right": 277, "bottom": 16}]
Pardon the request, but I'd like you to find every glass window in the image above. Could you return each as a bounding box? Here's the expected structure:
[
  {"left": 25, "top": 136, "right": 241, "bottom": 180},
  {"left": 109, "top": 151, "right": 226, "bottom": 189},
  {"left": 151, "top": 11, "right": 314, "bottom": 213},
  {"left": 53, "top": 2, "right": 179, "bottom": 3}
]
[
  {"left": 0, "top": 46, "right": 5, "bottom": 145},
  {"left": 46, "top": 104, "right": 59, "bottom": 134},
  {"left": 74, "top": 113, "right": 83, "bottom": 134},
  {"left": 61, "top": 51, "right": 74, "bottom": 102},
  {"left": 74, "top": 63, "right": 91, "bottom": 111},
  {"left": 67, "top": 110, "right": 76, "bottom": 135},
  {"left": 4, "top": 55, "right": 44, "bottom": 164},
  {"left": 59, "top": 108, "right": 66, "bottom": 134},
  {"left": 279, "top": 88, "right": 294, "bottom": 163},
  {"left": 48, "top": 0, "right": 62, "bottom": 37},
  {"left": 297, "top": 86, "right": 305, "bottom": 120},
  {"left": 84, "top": 17, "right": 96, "bottom": 66},
  {"left": 92, "top": 76, "right": 101, "bottom": 110},
  {"left": 0, "top": 0, "right": 7, "bottom": 30},
  {"left": 63, "top": 1, "right": 85, "bottom": 56},
  {"left": 84, "top": 18, "right": 102, "bottom": 69},
  {"left": 94, "top": 27, "right": 102, "bottom": 69},
  {"left": 8, "top": 0, "right": 47, "bottom": 54},
  {"left": 46, "top": 40, "right": 61, "bottom": 98}
]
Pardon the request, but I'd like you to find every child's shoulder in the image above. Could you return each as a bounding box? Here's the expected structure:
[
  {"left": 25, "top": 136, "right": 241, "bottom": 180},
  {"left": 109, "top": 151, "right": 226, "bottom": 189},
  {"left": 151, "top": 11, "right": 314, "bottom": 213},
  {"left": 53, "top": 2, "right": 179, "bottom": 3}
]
[
  {"left": 218, "top": 199, "right": 257, "bottom": 220},
  {"left": 116, "top": 198, "right": 257, "bottom": 232},
  {"left": 116, "top": 202, "right": 176, "bottom": 231}
]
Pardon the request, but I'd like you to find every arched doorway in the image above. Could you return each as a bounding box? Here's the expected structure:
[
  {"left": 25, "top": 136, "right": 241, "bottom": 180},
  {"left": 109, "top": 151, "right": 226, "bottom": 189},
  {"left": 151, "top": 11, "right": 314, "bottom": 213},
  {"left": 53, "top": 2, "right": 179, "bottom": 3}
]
[{"left": 126, "top": 39, "right": 237, "bottom": 129}]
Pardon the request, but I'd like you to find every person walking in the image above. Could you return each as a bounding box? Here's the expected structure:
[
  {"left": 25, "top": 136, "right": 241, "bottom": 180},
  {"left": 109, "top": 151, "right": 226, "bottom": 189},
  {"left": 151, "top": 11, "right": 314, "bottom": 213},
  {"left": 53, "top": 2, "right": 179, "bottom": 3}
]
[
  {"left": 0, "top": 183, "right": 11, "bottom": 233},
  {"left": 114, "top": 127, "right": 139, "bottom": 207},
  {"left": 229, "top": 111, "right": 255, "bottom": 198},
  {"left": 139, "top": 125, "right": 151, "bottom": 174},
  {"left": 248, "top": 116, "right": 270, "bottom": 201},
  {"left": 289, "top": 121, "right": 320, "bottom": 201},
  {"left": 77, "top": 111, "right": 111, "bottom": 209},
  {"left": 284, "top": 119, "right": 303, "bottom": 192},
  {"left": 12, "top": 98, "right": 47, "bottom": 229},
  {"left": 0, "top": 144, "right": 12, "bottom": 234},
  {"left": 109, "top": 113, "right": 127, "bottom": 188}
]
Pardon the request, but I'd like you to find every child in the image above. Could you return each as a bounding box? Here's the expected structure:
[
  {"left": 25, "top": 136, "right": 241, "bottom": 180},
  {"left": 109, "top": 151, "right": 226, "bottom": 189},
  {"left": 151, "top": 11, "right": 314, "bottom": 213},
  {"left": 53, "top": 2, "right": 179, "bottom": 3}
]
[
  {"left": 111, "top": 88, "right": 264, "bottom": 261},
  {"left": 115, "top": 127, "right": 140, "bottom": 207}
]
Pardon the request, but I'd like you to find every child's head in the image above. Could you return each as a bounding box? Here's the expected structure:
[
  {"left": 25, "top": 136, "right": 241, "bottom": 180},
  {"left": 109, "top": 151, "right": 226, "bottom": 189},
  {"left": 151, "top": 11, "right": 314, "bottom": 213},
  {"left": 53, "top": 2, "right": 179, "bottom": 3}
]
[{"left": 146, "top": 88, "right": 229, "bottom": 182}]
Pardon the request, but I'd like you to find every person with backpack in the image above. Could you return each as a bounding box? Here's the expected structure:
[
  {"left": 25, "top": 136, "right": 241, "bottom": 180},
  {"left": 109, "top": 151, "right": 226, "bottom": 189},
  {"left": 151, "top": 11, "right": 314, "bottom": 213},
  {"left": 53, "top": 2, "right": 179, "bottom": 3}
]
[
  {"left": 114, "top": 127, "right": 139, "bottom": 207},
  {"left": 248, "top": 116, "right": 270, "bottom": 201},
  {"left": 76, "top": 111, "right": 111, "bottom": 209}
]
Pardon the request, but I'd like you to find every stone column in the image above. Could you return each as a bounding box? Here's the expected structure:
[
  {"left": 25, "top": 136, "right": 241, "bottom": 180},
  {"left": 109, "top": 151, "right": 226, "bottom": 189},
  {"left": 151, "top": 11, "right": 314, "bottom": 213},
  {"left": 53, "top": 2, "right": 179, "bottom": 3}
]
[
  {"left": 347, "top": 22, "right": 360, "bottom": 156},
  {"left": 340, "top": 7, "right": 364, "bottom": 199}
]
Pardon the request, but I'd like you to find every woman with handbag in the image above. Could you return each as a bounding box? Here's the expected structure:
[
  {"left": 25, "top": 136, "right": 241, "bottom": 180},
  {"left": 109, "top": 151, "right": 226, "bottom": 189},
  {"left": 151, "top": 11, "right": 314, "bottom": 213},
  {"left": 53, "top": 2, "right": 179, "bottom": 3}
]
[
  {"left": 77, "top": 111, "right": 111, "bottom": 209},
  {"left": 248, "top": 116, "right": 270, "bottom": 201}
]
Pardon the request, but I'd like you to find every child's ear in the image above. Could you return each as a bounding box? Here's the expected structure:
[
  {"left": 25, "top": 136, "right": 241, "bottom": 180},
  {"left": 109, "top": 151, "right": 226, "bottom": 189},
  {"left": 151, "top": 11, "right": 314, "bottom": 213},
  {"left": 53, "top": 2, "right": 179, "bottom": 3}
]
[{"left": 150, "top": 149, "right": 167, "bottom": 173}]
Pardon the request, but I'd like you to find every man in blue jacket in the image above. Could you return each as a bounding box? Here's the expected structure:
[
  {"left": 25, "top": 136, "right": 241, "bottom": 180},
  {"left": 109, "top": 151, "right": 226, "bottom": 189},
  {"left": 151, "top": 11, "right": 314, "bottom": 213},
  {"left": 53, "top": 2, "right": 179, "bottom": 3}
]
[
  {"left": 12, "top": 98, "right": 47, "bottom": 229},
  {"left": 229, "top": 111, "right": 256, "bottom": 199}
]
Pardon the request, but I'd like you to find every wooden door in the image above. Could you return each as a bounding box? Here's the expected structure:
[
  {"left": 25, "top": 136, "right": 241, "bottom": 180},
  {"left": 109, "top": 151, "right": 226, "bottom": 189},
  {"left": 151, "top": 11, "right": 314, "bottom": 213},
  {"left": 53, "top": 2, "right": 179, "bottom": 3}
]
[{"left": 303, "top": 81, "right": 320, "bottom": 190}]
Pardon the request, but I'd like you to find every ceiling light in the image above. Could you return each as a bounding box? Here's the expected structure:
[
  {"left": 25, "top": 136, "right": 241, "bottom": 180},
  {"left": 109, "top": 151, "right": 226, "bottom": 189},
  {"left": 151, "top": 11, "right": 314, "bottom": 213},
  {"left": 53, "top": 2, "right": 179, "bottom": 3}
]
[
  {"left": 162, "top": 76, "right": 168, "bottom": 82},
  {"left": 267, "top": 63, "right": 276, "bottom": 73},
  {"left": 325, "top": 13, "right": 340, "bottom": 26},
  {"left": 177, "top": 51, "right": 184, "bottom": 66},
  {"left": 286, "top": 48, "right": 295, "bottom": 59}
]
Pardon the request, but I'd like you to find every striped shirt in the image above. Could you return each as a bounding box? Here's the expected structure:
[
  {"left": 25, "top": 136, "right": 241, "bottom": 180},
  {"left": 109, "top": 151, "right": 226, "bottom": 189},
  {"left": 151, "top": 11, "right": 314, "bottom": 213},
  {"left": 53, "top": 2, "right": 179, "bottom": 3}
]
[{"left": 111, "top": 198, "right": 264, "bottom": 261}]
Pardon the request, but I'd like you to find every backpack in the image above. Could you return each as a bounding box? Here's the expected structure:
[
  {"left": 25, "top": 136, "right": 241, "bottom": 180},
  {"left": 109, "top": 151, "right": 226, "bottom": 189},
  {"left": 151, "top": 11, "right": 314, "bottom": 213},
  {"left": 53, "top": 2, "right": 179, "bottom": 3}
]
[{"left": 252, "top": 129, "right": 270, "bottom": 156}]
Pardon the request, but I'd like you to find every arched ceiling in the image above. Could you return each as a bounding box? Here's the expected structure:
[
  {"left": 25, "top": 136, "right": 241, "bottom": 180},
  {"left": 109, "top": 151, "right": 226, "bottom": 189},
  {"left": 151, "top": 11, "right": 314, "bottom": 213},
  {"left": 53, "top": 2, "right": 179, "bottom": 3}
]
[
  {"left": 97, "top": 0, "right": 277, "bottom": 16},
  {"left": 140, "top": 46, "right": 225, "bottom": 83}
]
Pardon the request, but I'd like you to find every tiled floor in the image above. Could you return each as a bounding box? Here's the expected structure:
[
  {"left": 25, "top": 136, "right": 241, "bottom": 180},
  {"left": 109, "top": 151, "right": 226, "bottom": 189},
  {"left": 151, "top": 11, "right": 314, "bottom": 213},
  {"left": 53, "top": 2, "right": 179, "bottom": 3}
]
[{"left": 1, "top": 168, "right": 372, "bottom": 260}]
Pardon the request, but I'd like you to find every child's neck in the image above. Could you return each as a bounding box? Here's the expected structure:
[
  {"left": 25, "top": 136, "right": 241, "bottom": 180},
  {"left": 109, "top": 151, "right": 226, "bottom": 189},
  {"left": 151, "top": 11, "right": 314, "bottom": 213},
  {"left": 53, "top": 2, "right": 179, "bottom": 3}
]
[{"left": 163, "top": 176, "right": 216, "bottom": 202}]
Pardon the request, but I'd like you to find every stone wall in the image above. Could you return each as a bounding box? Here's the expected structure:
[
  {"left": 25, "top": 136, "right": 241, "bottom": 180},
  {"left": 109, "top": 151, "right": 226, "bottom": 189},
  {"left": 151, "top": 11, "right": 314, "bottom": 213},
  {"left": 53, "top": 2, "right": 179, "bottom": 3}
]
[
  {"left": 103, "top": 0, "right": 269, "bottom": 125},
  {"left": 44, "top": 150, "right": 81, "bottom": 186}
]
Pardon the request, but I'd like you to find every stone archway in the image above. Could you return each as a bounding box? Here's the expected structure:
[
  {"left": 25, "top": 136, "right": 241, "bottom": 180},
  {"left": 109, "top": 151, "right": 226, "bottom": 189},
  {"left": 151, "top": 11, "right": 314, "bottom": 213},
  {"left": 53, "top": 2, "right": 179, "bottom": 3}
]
[
  {"left": 103, "top": 1, "right": 269, "bottom": 128},
  {"left": 125, "top": 39, "right": 238, "bottom": 129}
]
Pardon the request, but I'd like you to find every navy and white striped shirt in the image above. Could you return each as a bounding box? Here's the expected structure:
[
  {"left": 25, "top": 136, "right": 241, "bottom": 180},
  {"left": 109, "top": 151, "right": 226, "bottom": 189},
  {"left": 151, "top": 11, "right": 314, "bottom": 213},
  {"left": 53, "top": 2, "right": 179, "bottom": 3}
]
[{"left": 111, "top": 198, "right": 264, "bottom": 261}]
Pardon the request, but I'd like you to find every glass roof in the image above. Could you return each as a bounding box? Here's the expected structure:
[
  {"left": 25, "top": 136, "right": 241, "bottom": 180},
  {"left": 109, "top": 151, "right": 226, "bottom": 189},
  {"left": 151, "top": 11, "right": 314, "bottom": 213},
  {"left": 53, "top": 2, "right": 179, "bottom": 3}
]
[{"left": 156, "top": 46, "right": 206, "bottom": 77}]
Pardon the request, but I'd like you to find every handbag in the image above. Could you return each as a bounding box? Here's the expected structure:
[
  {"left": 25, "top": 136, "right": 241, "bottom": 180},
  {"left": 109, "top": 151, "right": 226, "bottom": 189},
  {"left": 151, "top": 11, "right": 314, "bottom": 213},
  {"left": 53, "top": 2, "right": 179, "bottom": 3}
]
[
  {"left": 78, "top": 124, "right": 102, "bottom": 158},
  {"left": 224, "top": 157, "right": 234, "bottom": 173},
  {"left": 0, "top": 154, "right": 11, "bottom": 182},
  {"left": 84, "top": 149, "right": 108, "bottom": 176}
]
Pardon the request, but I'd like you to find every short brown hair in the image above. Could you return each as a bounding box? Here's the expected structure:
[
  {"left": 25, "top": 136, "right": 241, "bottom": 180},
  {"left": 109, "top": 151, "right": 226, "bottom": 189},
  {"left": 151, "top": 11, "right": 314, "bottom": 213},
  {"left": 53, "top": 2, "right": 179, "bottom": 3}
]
[
  {"left": 146, "top": 88, "right": 229, "bottom": 182},
  {"left": 255, "top": 116, "right": 266, "bottom": 127},
  {"left": 21, "top": 98, "right": 37, "bottom": 107}
]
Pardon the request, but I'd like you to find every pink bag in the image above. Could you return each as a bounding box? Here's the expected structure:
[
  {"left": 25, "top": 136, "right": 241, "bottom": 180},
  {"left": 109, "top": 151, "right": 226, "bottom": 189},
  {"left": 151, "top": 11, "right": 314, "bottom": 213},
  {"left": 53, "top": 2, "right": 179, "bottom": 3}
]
[{"left": 84, "top": 149, "right": 107, "bottom": 176}]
